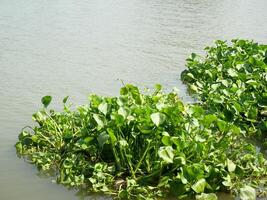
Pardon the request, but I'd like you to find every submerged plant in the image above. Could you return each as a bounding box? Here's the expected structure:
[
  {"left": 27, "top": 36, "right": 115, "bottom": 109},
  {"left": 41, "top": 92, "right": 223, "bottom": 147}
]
[{"left": 16, "top": 84, "right": 267, "bottom": 199}]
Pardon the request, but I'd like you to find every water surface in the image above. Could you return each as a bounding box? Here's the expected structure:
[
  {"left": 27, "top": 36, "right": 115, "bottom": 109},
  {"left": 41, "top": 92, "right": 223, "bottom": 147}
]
[{"left": 1, "top": 0, "right": 267, "bottom": 199}]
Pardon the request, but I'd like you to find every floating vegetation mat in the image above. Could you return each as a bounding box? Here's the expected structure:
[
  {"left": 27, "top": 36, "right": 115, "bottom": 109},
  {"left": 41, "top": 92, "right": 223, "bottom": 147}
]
[
  {"left": 16, "top": 40, "right": 267, "bottom": 200},
  {"left": 181, "top": 39, "right": 267, "bottom": 140}
]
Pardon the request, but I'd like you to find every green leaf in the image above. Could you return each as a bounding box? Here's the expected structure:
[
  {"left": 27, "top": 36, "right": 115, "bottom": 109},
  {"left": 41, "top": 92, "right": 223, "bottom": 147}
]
[
  {"left": 31, "top": 135, "right": 38, "bottom": 143},
  {"left": 240, "top": 186, "right": 256, "bottom": 200},
  {"left": 232, "top": 102, "right": 242, "bottom": 113},
  {"left": 217, "top": 119, "right": 227, "bottom": 132},
  {"left": 157, "top": 176, "right": 169, "bottom": 187},
  {"left": 227, "top": 68, "right": 238, "bottom": 77},
  {"left": 93, "top": 114, "right": 105, "bottom": 128},
  {"left": 227, "top": 159, "right": 236, "bottom": 172},
  {"left": 151, "top": 112, "right": 166, "bottom": 127},
  {"left": 205, "top": 70, "right": 213, "bottom": 78},
  {"left": 203, "top": 114, "right": 217, "bottom": 127},
  {"left": 154, "top": 84, "right": 162, "bottom": 93},
  {"left": 118, "top": 139, "right": 128, "bottom": 147},
  {"left": 221, "top": 80, "right": 229, "bottom": 87},
  {"left": 118, "top": 107, "right": 129, "bottom": 119},
  {"left": 190, "top": 84, "right": 198, "bottom": 92},
  {"left": 191, "top": 178, "right": 206, "bottom": 193},
  {"left": 158, "top": 146, "right": 174, "bottom": 163},
  {"left": 196, "top": 193, "right": 217, "bottom": 200},
  {"left": 15, "top": 142, "right": 23, "bottom": 154},
  {"left": 161, "top": 132, "right": 172, "bottom": 146},
  {"left": 183, "top": 164, "right": 204, "bottom": 182},
  {"left": 246, "top": 106, "right": 258, "bottom": 121},
  {"left": 63, "top": 96, "right": 69, "bottom": 104},
  {"left": 84, "top": 137, "right": 94, "bottom": 143},
  {"left": 212, "top": 96, "right": 224, "bottom": 104},
  {"left": 248, "top": 56, "right": 255, "bottom": 64},
  {"left": 107, "top": 128, "right": 117, "bottom": 144},
  {"left": 186, "top": 73, "right": 195, "bottom": 79},
  {"left": 222, "top": 175, "right": 232, "bottom": 187},
  {"left": 246, "top": 80, "right": 258, "bottom": 86},
  {"left": 41, "top": 96, "right": 52, "bottom": 108},
  {"left": 174, "top": 156, "right": 186, "bottom": 166},
  {"left": 97, "top": 132, "right": 109, "bottom": 149},
  {"left": 98, "top": 102, "right": 108, "bottom": 115}
]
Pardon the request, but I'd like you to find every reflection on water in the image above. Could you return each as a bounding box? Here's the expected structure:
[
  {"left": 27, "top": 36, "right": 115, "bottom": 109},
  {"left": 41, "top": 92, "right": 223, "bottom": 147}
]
[{"left": 1, "top": 0, "right": 267, "bottom": 199}]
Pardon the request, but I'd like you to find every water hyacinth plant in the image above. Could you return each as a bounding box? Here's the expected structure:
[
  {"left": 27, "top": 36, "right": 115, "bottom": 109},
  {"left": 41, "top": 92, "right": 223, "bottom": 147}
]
[
  {"left": 16, "top": 83, "right": 267, "bottom": 199},
  {"left": 16, "top": 40, "right": 267, "bottom": 199},
  {"left": 181, "top": 39, "right": 267, "bottom": 141}
]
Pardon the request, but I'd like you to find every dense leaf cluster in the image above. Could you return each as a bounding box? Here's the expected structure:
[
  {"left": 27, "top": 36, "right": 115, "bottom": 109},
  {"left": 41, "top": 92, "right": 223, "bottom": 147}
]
[
  {"left": 16, "top": 83, "right": 267, "bottom": 199},
  {"left": 181, "top": 39, "right": 267, "bottom": 141}
]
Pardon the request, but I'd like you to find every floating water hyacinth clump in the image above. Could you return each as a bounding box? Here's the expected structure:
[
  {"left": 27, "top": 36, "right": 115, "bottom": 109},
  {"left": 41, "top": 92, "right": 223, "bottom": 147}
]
[
  {"left": 16, "top": 40, "right": 267, "bottom": 200},
  {"left": 181, "top": 39, "right": 267, "bottom": 140}
]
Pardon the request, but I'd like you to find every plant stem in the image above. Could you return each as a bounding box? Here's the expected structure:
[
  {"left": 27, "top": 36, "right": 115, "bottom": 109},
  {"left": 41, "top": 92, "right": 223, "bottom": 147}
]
[{"left": 133, "top": 141, "right": 151, "bottom": 176}]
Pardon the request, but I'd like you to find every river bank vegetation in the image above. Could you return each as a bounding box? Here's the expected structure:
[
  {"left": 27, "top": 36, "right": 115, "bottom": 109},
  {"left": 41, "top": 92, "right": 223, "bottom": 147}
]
[{"left": 16, "top": 39, "right": 267, "bottom": 200}]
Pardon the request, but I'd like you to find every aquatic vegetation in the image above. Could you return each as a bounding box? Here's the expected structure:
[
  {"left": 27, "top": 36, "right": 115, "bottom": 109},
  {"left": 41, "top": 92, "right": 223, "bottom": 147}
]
[
  {"left": 16, "top": 84, "right": 267, "bottom": 199},
  {"left": 181, "top": 39, "right": 267, "bottom": 141}
]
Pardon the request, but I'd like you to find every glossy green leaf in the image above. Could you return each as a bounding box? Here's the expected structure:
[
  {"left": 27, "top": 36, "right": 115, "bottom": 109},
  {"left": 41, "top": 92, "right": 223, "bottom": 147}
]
[
  {"left": 151, "top": 112, "right": 166, "bottom": 127},
  {"left": 217, "top": 119, "right": 227, "bottom": 132},
  {"left": 98, "top": 102, "right": 108, "bottom": 115},
  {"left": 158, "top": 146, "right": 174, "bottom": 163},
  {"left": 41, "top": 96, "right": 52, "bottom": 108},
  {"left": 118, "top": 107, "right": 129, "bottom": 119},
  {"left": 63, "top": 96, "right": 69, "bottom": 104},
  {"left": 203, "top": 114, "right": 217, "bottom": 127},
  {"left": 93, "top": 114, "right": 105, "bottom": 128},
  {"left": 227, "top": 159, "right": 236, "bottom": 172},
  {"left": 192, "top": 178, "right": 206, "bottom": 193},
  {"left": 107, "top": 128, "right": 117, "bottom": 144},
  {"left": 227, "top": 68, "right": 238, "bottom": 77}
]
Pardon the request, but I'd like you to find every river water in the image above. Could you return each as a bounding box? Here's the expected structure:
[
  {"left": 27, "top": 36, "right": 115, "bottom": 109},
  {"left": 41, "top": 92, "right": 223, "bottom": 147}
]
[{"left": 1, "top": 0, "right": 267, "bottom": 199}]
